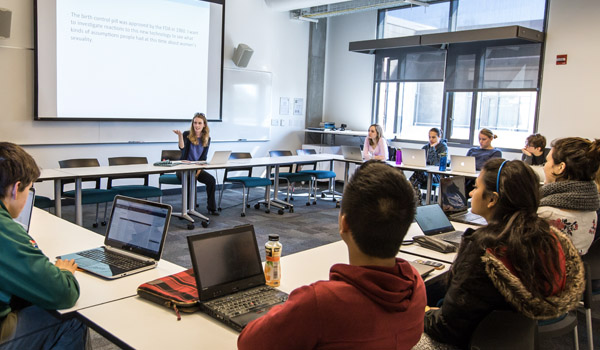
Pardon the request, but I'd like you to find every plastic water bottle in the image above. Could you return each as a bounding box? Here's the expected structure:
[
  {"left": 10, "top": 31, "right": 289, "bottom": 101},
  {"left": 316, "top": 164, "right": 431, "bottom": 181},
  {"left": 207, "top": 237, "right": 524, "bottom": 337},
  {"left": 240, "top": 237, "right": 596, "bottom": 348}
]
[
  {"left": 265, "top": 234, "right": 282, "bottom": 287},
  {"left": 396, "top": 149, "right": 402, "bottom": 165},
  {"left": 439, "top": 153, "right": 447, "bottom": 171}
]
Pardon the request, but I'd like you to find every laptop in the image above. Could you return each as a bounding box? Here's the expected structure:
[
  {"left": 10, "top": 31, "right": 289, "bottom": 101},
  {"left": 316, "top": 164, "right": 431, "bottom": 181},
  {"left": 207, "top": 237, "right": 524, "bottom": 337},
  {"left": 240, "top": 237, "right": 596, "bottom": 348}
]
[
  {"left": 440, "top": 176, "right": 487, "bottom": 226},
  {"left": 197, "top": 150, "right": 232, "bottom": 165},
  {"left": 14, "top": 188, "right": 35, "bottom": 233},
  {"left": 341, "top": 145, "right": 363, "bottom": 161},
  {"left": 415, "top": 204, "right": 465, "bottom": 247},
  {"left": 187, "top": 225, "right": 288, "bottom": 332},
  {"left": 59, "top": 195, "right": 172, "bottom": 279},
  {"left": 450, "top": 155, "right": 477, "bottom": 174},
  {"left": 402, "top": 148, "right": 426, "bottom": 167}
]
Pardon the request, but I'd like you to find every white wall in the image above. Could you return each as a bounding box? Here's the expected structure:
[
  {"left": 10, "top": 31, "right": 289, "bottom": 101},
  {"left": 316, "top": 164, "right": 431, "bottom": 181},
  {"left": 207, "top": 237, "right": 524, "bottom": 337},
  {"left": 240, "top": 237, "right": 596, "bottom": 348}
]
[
  {"left": 0, "top": 0, "right": 310, "bottom": 197},
  {"left": 324, "top": 2, "right": 599, "bottom": 153}
]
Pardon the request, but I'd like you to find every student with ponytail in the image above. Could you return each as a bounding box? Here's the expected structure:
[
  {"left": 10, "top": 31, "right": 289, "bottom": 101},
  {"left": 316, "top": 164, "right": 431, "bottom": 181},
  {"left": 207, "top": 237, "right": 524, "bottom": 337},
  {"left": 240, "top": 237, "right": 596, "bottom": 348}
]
[
  {"left": 416, "top": 159, "right": 584, "bottom": 350},
  {"left": 539, "top": 137, "right": 600, "bottom": 255}
]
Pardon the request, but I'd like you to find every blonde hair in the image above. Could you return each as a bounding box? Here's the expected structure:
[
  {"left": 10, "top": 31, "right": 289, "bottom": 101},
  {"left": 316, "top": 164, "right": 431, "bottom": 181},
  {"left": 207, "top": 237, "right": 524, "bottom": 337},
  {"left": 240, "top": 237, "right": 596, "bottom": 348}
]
[
  {"left": 188, "top": 113, "right": 210, "bottom": 147},
  {"left": 369, "top": 124, "right": 384, "bottom": 148}
]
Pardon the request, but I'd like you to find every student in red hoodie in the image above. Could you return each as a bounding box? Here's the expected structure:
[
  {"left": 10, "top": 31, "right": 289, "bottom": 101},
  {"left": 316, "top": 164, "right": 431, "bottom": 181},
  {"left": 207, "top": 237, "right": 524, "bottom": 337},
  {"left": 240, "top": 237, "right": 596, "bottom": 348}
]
[{"left": 238, "top": 160, "right": 427, "bottom": 350}]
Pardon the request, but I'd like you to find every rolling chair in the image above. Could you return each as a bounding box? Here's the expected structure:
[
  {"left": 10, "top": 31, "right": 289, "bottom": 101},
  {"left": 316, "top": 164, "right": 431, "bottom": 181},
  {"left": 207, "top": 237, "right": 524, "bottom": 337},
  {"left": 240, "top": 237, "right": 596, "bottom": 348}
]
[
  {"left": 58, "top": 158, "right": 118, "bottom": 228},
  {"left": 158, "top": 150, "right": 183, "bottom": 203},
  {"left": 469, "top": 310, "right": 537, "bottom": 350},
  {"left": 295, "top": 149, "right": 340, "bottom": 207},
  {"left": 107, "top": 157, "right": 163, "bottom": 199},
  {"left": 33, "top": 195, "right": 54, "bottom": 210},
  {"left": 581, "top": 239, "right": 600, "bottom": 350},
  {"left": 218, "top": 152, "right": 272, "bottom": 217},
  {"left": 269, "top": 150, "right": 314, "bottom": 208}
]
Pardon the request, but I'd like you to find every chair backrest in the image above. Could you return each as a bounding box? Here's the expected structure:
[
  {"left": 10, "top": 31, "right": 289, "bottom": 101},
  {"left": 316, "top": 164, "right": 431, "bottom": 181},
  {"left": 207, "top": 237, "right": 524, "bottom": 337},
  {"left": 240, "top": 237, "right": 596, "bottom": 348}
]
[
  {"left": 58, "top": 158, "right": 102, "bottom": 192},
  {"left": 296, "top": 149, "right": 317, "bottom": 170},
  {"left": 224, "top": 152, "right": 254, "bottom": 178},
  {"left": 583, "top": 239, "right": 600, "bottom": 280},
  {"left": 161, "top": 150, "right": 181, "bottom": 161},
  {"left": 469, "top": 310, "right": 536, "bottom": 350},
  {"left": 107, "top": 157, "right": 150, "bottom": 188},
  {"left": 269, "top": 150, "right": 294, "bottom": 173}
]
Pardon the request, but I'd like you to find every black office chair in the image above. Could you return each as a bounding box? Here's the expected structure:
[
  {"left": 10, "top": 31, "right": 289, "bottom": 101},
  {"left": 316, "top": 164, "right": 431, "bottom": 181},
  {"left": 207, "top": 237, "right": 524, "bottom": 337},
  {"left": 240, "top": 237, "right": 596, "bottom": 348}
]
[
  {"left": 269, "top": 150, "right": 314, "bottom": 207},
  {"left": 469, "top": 310, "right": 537, "bottom": 350},
  {"left": 218, "top": 152, "right": 272, "bottom": 217},
  {"left": 157, "top": 150, "right": 183, "bottom": 203},
  {"left": 58, "top": 158, "right": 118, "bottom": 227},
  {"left": 107, "top": 157, "right": 163, "bottom": 199}
]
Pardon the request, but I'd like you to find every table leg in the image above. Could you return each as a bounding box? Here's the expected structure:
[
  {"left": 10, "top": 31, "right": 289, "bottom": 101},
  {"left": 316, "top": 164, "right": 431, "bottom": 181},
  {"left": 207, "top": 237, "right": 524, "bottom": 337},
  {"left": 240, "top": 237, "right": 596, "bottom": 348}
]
[
  {"left": 425, "top": 172, "right": 433, "bottom": 204},
  {"left": 270, "top": 164, "right": 293, "bottom": 211},
  {"left": 171, "top": 170, "right": 194, "bottom": 223},
  {"left": 54, "top": 180, "right": 62, "bottom": 218},
  {"left": 188, "top": 169, "right": 209, "bottom": 223},
  {"left": 75, "top": 178, "right": 82, "bottom": 226}
]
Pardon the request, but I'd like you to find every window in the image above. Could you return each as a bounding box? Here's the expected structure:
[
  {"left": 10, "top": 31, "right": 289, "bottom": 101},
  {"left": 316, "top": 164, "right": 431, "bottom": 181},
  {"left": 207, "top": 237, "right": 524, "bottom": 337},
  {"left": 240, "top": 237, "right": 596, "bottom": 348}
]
[{"left": 375, "top": 0, "right": 548, "bottom": 149}]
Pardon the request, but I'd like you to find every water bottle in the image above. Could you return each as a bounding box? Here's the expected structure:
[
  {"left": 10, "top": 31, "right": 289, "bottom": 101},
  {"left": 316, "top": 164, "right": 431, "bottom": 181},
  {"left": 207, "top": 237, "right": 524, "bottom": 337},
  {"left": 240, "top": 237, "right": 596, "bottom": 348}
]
[
  {"left": 395, "top": 149, "right": 402, "bottom": 165},
  {"left": 439, "top": 153, "right": 447, "bottom": 171},
  {"left": 265, "top": 234, "right": 282, "bottom": 287}
]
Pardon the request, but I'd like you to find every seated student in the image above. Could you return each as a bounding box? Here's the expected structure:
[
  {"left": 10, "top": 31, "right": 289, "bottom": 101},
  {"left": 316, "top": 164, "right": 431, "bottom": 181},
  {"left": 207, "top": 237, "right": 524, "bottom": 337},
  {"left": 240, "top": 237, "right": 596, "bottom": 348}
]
[
  {"left": 467, "top": 128, "right": 502, "bottom": 171},
  {"left": 409, "top": 128, "right": 448, "bottom": 191},
  {"left": 416, "top": 159, "right": 584, "bottom": 350},
  {"left": 173, "top": 112, "right": 219, "bottom": 216},
  {"left": 362, "top": 124, "right": 388, "bottom": 160},
  {"left": 238, "top": 161, "right": 426, "bottom": 350},
  {"left": 538, "top": 137, "right": 600, "bottom": 255},
  {"left": 521, "top": 133, "right": 550, "bottom": 166},
  {"left": 0, "top": 142, "right": 86, "bottom": 349}
]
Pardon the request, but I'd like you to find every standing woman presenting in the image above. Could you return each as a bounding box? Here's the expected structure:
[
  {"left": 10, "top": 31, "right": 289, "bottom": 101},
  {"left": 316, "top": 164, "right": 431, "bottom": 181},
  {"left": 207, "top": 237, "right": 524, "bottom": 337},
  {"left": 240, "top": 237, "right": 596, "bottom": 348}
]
[
  {"left": 173, "top": 113, "right": 219, "bottom": 216},
  {"left": 362, "top": 124, "right": 388, "bottom": 160}
]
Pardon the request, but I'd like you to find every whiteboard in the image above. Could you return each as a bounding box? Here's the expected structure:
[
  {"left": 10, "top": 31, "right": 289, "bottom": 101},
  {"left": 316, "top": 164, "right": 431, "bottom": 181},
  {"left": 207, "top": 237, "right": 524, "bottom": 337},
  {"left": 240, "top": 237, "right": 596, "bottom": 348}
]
[{"left": 0, "top": 48, "right": 271, "bottom": 145}]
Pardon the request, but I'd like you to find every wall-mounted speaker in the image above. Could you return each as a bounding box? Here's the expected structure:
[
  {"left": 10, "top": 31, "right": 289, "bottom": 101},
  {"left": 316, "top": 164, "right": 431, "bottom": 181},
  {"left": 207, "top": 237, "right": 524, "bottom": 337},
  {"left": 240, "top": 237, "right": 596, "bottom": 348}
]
[
  {"left": 232, "top": 43, "right": 253, "bottom": 68},
  {"left": 0, "top": 8, "right": 11, "bottom": 39}
]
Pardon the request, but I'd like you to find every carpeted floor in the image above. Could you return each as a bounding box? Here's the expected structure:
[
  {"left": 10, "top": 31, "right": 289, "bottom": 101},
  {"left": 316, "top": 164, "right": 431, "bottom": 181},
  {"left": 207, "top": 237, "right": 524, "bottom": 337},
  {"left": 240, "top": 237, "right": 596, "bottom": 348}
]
[{"left": 51, "top": 184, "right": 600, "bottom": 349}]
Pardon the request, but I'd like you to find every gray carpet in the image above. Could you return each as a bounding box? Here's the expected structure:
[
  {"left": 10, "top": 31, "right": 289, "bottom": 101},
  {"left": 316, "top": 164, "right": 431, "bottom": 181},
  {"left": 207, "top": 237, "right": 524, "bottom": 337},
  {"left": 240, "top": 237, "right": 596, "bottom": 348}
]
[{"left": 50, "top": 185, "right": 600, "bottom": 349}]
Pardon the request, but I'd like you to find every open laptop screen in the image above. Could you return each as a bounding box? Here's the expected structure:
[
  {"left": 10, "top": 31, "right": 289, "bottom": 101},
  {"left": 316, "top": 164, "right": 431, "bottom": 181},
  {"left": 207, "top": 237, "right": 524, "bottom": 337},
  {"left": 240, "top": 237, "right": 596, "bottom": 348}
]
[
  {"left": 104, "top": 196, "right": 170, "bottom": 260},
  {"left": 415, "top": 205, "right": 455, "bottom": 236},
  {"left": 14, "top": 188, "right": 35, "bottom": 232},
  {"left": 188, "top": 225, "right": 265, "bottom": 301}
]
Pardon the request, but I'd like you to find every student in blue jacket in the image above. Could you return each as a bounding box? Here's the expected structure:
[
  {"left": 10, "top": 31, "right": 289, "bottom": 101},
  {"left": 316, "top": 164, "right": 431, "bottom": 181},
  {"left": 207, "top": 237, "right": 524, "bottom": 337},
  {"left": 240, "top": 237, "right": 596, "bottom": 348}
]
[{"left": 0, "top": 142, "right": 86, "bottom": 349}]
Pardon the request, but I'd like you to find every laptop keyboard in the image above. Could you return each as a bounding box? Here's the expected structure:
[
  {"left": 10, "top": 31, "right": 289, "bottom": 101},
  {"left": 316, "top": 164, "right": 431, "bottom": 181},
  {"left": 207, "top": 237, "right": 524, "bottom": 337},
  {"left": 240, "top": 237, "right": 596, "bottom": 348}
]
[
  {"left": 78, "top": 249, "right": 150, "bottom": 270},
  {"left": 206, "top": 287, "right": 288, "bottom": 318}
]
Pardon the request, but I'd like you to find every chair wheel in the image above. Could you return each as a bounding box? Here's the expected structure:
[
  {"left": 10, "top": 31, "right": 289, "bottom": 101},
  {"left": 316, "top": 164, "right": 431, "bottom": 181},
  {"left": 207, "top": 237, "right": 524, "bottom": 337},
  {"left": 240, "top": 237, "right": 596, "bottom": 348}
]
[
  {"left": 218, "top": 208, "right": 222, "bottom": 212},
  {"left": 187, "top": 223, "right": 195, "bottom": 230},
  {"left": 335, "top": 202, "right": 341, "bottom": 208},
  {"left": 290, "top": 197, "right": 294, "bottom": 201},
  {"left": 201, "top": 221, "right": 209, "bottom": 228},
  {"left": 101, "top": 221, "right": 107, "bottom": 226},
  {"left": 306, "top": 202, "right": 310, "bottom": 206},
  {"left": 241, "top": 213, "right": 246, "bottom": 217},
  {"left": 254, "top": 203, "right": 260, "bottom": 209},
  {"left": 289, "top": 208, "right": 294, "bottom": 213},
  {"left": 92, "top": 223, "right": 98, "bottom": 228},
  {"left": 247, "top": 204, "right": 251, "bottom": 208},
  {"left": 332, "top": 198, "right": 336, "bottom": 202},
  {"left": 278, "top": 209, "right": 284, "bottom": 215},
  {"left": 265, "top": 209, "right": 270, "bottom": 214},
  {"left": 312, "top": 201, "right": 317, "bottom": 205},
  {"left": 321, "top": 193, "right": 326, "bottom": 198}
]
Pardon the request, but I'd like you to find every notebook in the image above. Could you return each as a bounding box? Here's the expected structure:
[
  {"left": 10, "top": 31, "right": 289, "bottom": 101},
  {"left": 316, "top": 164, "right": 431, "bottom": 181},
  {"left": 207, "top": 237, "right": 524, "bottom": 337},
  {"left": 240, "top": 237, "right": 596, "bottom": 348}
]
[
  {"left": 415, "top": 204, "right": 464, "bottom": 247},
  {"left": 450, "top": 155, "right": 477, "bottom": 174},
  {"left": 187, "top": 224, "right": 288, "bottom": 332},
  {"left": 402, "top": 148, "right": 426, "bottom": 167},
  {"left": 59, "top": 196, "right": 172, "bottom": 279},
  {"left": 440, "top": 176, "right": 487, "bottom": 226},
  {"left": 14, "top": 188, "right": 35, "bottom": 233},
  {"left": 196, "top": 150, "right": 232, "bottom": 165},
  {"left": 341, "top": 145, "right": 363, "bottom": 161}
]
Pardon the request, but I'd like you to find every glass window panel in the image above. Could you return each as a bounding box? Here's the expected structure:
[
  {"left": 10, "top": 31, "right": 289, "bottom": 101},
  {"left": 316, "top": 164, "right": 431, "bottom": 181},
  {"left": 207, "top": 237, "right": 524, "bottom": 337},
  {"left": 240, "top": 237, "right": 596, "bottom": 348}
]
[
  {"left": 482, "top": 44, "right": 541, "bottom": 89},
  {"left": 396, "top": 82, "right": 444, "bottom": 141},
  {"left": 375, "top": 82, "right": 398, "bottom": 133},
  {"left": 448, "top": 92, "right": 473, "bottom": 141},
  {"left": 382, "top": 2, "right": 451, "bottom": 38},
  {"left": 404, "top": 51, "right": 446, "bottom": 81},
  {"left": 456, "top": 0, "right": 546, "bottom": 32},
  {"left": 474, "top": 91, "right": 537, "bottom": 148},
  {"left": 446, "top": 53, "right": 477, "bottom": 90}
]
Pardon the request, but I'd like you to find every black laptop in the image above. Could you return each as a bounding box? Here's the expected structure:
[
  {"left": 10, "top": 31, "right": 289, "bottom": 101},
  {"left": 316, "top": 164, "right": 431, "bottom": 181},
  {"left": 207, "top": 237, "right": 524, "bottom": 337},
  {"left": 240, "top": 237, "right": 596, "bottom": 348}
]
[
  {"left": 415, "top": 204, "right": 465, "bottom": 247},
  {"left": 59, "top": 195, "right": 172, "bottom": 279},
  {"left": 439, "top": 176, "right": 487, "bottom": 226},
  {"left": 187, "top": 225, "right": 288, "bottom": 332},
  {"left": 14, "top": 188, "right": 35, "bottom": 233}
]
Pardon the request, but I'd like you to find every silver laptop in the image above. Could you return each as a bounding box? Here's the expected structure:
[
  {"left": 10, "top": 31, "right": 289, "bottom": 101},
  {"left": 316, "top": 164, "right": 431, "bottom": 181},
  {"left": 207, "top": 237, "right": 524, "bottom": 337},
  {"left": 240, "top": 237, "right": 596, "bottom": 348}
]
[
  {"left": 450, "top": 155, "right": 477, "bottom": 174},
  {"left": 415, "top": 204, "right": 464, "bottom": 247},
  {"left": 341, "top": 146, "right": 363, "bottom": 161},
  {"left": 14, "top": 188, "right": 35, "bottom": 233},
  {"left": 198, "top": 150, "right": 232, "bottom": 165},
  {"left": 188, "top": 224, "right": 288, "bottom": 332},
  {"left": 59, "top": 196, "right": 172, "bottom": 279},
  {"left": 402, "top": 148, "right": 426, "bottom": 167}
]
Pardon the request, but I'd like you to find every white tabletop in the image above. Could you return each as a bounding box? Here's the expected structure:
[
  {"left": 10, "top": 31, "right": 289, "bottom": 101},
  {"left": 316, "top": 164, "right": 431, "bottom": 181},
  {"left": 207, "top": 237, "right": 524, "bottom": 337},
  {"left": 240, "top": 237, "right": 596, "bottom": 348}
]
[
  {"left": 29, "top": 208, "right": 185, "bottom": 314},
  {"left": 77, "top": 239, "right": 450, "bottom": 349}
]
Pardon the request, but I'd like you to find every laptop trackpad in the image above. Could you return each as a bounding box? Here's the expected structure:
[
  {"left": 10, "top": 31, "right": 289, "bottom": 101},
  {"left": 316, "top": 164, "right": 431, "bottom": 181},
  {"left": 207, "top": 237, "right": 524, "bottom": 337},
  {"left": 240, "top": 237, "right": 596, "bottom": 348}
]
[{"left": 232, "top": 303, "right": 283, "bottom": 328}]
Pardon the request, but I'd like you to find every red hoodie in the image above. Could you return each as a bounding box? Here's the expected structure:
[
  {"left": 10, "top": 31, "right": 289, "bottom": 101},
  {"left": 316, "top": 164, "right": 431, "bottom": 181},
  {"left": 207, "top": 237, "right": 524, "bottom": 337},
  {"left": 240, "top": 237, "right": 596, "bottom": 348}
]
[{"left": 237, "top": 258, "right": 426, "bottom": 350}]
